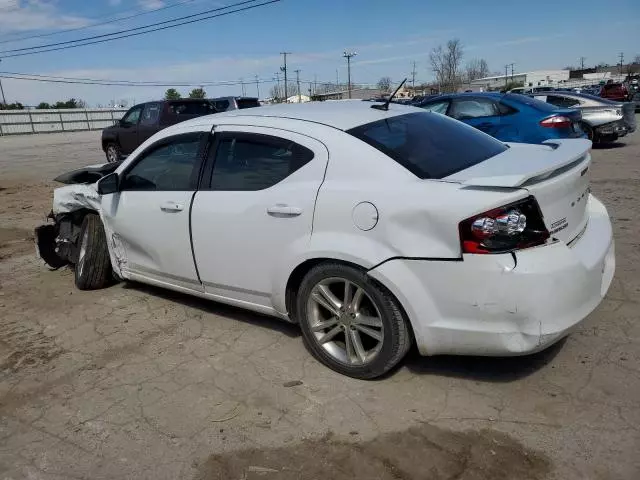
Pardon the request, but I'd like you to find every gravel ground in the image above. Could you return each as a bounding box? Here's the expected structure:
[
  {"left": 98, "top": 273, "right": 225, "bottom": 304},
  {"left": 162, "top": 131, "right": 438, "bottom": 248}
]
[{"left": 0, "top": 127, "right": 639, "bottom": 480}]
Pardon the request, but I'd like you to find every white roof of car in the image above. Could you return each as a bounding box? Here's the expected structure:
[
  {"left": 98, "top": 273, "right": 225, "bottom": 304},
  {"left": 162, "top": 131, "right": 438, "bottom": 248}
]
[{"left": 201, "top": 100, "right": 423, "bottom": 131}]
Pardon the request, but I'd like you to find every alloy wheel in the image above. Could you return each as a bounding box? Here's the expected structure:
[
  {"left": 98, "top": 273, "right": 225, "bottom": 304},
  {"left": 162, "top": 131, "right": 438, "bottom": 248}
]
[{"left": 306, "top": 277, "right": 384, "bottom": 365}]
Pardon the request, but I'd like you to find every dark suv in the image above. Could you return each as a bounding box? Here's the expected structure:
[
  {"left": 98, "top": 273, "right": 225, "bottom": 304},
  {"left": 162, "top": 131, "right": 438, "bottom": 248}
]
[{"left": 101, "top": 99, "right": 217, "bottom": 163}]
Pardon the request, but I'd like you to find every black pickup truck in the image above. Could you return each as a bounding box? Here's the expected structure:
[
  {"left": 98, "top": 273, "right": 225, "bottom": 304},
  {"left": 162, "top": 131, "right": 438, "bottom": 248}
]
[{"left": 101, "top": 99, "right": 217, "bottom": 163}]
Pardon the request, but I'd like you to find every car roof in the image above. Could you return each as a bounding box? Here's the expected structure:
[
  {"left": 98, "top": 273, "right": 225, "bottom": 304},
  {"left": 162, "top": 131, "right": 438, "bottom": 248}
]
[
  {"left": 183, "top": 100, "right": 423, "bottom": 131},
  {"left": 422, "top": 92, "right": 506, "bottom": 100}
]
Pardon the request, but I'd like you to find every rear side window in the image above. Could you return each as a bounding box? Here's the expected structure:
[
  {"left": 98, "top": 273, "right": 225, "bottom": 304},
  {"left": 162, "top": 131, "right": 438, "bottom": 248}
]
[
  {"left": 168, "top": 101, "right": 216, "bottom": 115},
  {"left": 214, "top": 100, "right": 230, "bottom": 111},
  {"left": 347, "top": 112, "right": 508, "bottom": 179},
  {"left": 237, "top": 98, "right": 260, "bottom": 109},
  {"left": 209, "top": 134, "right": 314, "bottom": 191},
  {"left": 420, "top": 100, "right": 449, "bottom": 114},
  {"left": 449, "top": 98, "right": 500, "bottom": 119}
]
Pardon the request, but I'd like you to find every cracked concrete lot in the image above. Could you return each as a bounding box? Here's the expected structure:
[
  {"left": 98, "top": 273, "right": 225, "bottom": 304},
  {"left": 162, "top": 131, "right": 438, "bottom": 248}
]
[{"left": 1, "top": 128, "right": 639, "bottom": 480}]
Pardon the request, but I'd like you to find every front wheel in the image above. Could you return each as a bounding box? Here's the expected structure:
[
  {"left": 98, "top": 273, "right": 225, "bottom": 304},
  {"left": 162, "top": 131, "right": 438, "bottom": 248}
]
[
  {"left": 75, "top": 214, "right": 113, "bottom": 290},
  {"left": 105, "top": 142, "right": 121, "bottom": 163},
  {"left": 296, "top": 263, "right": 412, "bottom": 379}
]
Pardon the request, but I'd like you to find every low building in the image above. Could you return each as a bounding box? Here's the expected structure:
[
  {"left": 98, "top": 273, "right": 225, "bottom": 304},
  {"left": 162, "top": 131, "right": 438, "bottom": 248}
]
[
  {"left": 311, "top": 88, "right": 385, "bottom": 101},
  {"left": 470, "top": 70, "right": 571, "bottom": 91}
]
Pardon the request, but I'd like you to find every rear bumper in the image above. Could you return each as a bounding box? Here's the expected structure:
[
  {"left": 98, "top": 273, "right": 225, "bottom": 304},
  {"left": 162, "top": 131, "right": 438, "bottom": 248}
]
[
  {"left": 595, "top": 120, "right": 634, "bottom": 137},
  {"left": 369, "top": 195, "right": 615, "bottom": 356}
]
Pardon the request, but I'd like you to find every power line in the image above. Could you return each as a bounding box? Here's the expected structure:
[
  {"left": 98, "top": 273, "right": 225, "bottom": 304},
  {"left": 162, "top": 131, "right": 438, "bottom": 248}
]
[
  {"left": 0, "top": 72, "right": 280, "bottom": 88},
  {"left": 0, "top": 0, "right": 197, "bottom": 46},
  {"left": 0, "top": 0, "right": 281, "bottom": 59}
]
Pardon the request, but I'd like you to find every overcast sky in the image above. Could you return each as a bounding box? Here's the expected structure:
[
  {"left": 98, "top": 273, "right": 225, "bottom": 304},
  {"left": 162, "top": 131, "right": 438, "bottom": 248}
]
[{"left": 0, "top": 0, "right": 637, "bottom": 106}]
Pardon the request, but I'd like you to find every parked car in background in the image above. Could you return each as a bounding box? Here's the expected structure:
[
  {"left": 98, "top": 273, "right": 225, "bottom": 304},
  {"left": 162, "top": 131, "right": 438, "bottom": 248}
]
[
  {"left": 530, "top": 91, "right": 636, "bottom": 143},
  {"left": 101, "top": 99, "right": 217, "bottom": 163},
  {"left": 36, "top": 101, "right": 614, "bottom": 379},
  {"left": 209, "top": 96, "right": 260, "bottom": 112},
  {"left": 600, "top": 82, "right": 630, "bottom": 102},
  {"left": 416, "top": 92, "right": 585, "bottom": 143},
  {"left": 630, "top": 92, "right": 640, "bottom": 112}
]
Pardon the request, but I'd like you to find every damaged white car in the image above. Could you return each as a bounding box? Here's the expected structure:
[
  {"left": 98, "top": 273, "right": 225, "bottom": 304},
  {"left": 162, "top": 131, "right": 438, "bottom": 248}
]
[{"left": 36, "top": 101, "right": 615, "bottom": 379}]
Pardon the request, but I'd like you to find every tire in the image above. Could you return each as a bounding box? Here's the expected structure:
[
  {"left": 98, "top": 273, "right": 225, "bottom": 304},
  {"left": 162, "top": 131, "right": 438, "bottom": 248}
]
[
  {"left": 105, "top": 142, "right": 121, "bottom": 163},
  {"left": 582, "top": 123, "right": 596, "bottom": 142},
  {"left": 74, "top": 214, "right": 113, "bottom": 290},
  {"left": 296, "top": 262, "right": 412, "bottom": 379}
]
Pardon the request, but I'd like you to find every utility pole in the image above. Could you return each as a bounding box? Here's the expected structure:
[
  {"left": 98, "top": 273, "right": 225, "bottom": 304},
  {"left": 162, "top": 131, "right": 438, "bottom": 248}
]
[
  {"left": 504, "top": 64, "right": 509, "bottom": 88},
  {"left": 240, "top": 78, "right": 246, "bottom": 96},
  {"left": 294, "top": 69, "right": 301, "bottom": 103},
  {"left": 618, "top": 52, "right": 624, "bottom": 75},
  {"left": 336, "top": 69, "right": 339, "bottom": 89},
  {"left": 343, "top": 51, "right": 357, "bottom": 99},
  {"left": 510, "top": 63, "right": 515, "bottom": 83},
  {"left": 280, "top": 52, "right": 291, "bottom": 102},
  {"left": 254, "top": 75, "right": 260, "bottom": 99},
  {"left": 580, "top": 56, "right": 586, "bottom": 70},
  {"left": 274, "top": 72, "right": 281, "bottom": 102},
  {"left": 411, "top": 61, "right": 417, "bottom": 92},
  {"left": 0, "top": 60, "right": 6, "bottom": 105}
]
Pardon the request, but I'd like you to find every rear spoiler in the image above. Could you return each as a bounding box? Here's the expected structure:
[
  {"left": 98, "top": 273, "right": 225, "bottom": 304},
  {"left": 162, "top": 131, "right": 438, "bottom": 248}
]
[{"left": 449, "top": 139, "right": 591, "bottom": 188}]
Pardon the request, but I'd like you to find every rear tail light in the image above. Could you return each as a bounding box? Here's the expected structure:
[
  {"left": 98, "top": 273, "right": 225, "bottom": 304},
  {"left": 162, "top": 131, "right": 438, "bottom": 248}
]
[
  {"left": 459, "top": 197, "right": 550, "bottom": 254},
  {"left": 540, "top": 115, "right": 573, "bottom": 128}
]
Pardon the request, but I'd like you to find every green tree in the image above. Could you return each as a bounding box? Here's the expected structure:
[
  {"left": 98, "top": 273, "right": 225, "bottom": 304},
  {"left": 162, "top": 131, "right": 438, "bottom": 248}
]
[
  {"left": 188, "top": 87, "right": 206, "bottom": 99},
  {"left": 164, "top": 88, "right": 181, "bottom": 100},
  {"left": 0, "top": 102, "right": 24, "bottom": 110},
  {"left": 37, "top": 102, "right": 51, "bottom": 109}
]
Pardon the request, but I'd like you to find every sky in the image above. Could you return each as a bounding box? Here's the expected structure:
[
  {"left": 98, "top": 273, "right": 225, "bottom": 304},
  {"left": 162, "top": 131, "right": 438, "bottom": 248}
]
[{"left": 0, "top": 0, "right": 637, "bottom": 107}]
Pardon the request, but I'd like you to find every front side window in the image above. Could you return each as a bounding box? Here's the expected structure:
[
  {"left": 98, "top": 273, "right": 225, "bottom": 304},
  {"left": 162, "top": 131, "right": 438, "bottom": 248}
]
[
  {"left": 121, "top": 134, "right": 202, "bottom": 191},
  {"left": 420, "top": 100, "right": 449, "bottom": 114},
  {"left": 347, "top": 112, "right": 508, "bottom": 179},
  {"left": 121, "top": 106, "right": 142, "bottom": 125},
  {"left": 209, "top": 134, "right": 314, "bottom": 191},
  {"left": 140, "top": 103, "right": 161, "bottom": 126}
]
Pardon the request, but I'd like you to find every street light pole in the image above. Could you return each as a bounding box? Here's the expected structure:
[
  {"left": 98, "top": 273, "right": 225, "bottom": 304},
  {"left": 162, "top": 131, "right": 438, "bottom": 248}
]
[
  {"left": 343, "top": 51, "right": 357, "bottom": 99},
  {"left": 255, "top": 75, "right": 260, "bottom": 99}
]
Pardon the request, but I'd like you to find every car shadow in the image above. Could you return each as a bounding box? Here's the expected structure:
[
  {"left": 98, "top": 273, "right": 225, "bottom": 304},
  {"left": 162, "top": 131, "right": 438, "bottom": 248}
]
[
  {"left": 122, "top": 281, "right": 301, "bottom": 338},
  {"left": 593, "top": 141, "right": 626, "bottom": 150},
  {"left": 393, "top": 338, "right": 566, "bottom": 383}
]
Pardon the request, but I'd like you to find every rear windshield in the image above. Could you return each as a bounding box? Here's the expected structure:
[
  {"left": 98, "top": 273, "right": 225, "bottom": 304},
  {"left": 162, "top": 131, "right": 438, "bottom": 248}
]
[
  {"left": 347, "top": 112, "right": 508, "bottom": 179},
  {"left": 237, "top": 98, "right": 260, "bottom": 109},
  {"left": 506, "top": 93, "right": 559, "bottom": 112}
]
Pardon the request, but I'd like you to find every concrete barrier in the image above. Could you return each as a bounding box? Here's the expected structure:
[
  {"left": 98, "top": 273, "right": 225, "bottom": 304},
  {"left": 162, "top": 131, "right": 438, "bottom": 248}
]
[{"left": 0, "top": 108, "right": 128, "bottom": 136}]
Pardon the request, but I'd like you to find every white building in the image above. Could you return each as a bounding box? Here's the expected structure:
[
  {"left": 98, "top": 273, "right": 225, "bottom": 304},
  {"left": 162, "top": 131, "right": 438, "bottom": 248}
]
[{"left": 470, "top": 70, "right": 570, "bottom": 91}]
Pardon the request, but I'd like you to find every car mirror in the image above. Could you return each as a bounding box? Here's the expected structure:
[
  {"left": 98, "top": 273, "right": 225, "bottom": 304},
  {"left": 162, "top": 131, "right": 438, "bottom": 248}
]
[{"left": 97, "top": 172, "right": 119, "bottom": 195}]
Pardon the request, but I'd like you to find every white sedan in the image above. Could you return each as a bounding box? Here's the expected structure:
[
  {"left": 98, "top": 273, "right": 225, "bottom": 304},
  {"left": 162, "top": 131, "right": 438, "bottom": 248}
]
[{"left": 36, "top": 100, "right": 615, "bottom": 379}]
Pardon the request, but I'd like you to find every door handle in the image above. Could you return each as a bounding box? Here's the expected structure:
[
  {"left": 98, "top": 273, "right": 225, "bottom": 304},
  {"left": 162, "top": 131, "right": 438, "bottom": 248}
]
[
  {"left": 267, "top": 204, "right": 302, "bottom": 217},
  {"left": 160, "top": 201, "right": 185, "bottom": 212}
]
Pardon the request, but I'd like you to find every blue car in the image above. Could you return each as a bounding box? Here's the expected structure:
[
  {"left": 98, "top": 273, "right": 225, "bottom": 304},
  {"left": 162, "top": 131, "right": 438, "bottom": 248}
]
[{"left": 415, "top": 92, "right": 585, "bottom": 143}]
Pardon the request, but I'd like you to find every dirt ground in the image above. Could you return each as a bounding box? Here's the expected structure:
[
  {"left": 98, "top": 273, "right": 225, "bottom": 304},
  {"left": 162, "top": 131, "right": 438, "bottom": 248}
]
[{"left": 0, "top": 129, "right": 639, "bottom": 480}]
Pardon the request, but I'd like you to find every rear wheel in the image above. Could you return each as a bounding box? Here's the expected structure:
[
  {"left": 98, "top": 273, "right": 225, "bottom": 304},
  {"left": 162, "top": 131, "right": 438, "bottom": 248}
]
[
  {"left": 74, "top": 214, "right": 112, "bottom": 290},
  {"left": 582, "top": 123, "right": 596, "bottom": 142},
  {"left": 105, "top": 142, "right": 121, "bottom": 163},
  {"left": 296, "top": 263, "right": 411, "bottom": 379}
]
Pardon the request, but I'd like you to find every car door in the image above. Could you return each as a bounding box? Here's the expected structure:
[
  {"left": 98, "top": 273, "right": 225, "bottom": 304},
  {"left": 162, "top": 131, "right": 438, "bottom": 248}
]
[
  {"left": 190, "top": 126, "right": 328, "bottom": 312},
  {"left": 101, "top": 131, "right": 208, "bottom": 290},
  {"left": 448, "top": 97, "right": 502, "bottom": 137},
  {"left": 137, "top": 102, "right": 162, "bottom": 145},
  {"left": 118, "top": 104, "right": 144, "bottom": 154}
]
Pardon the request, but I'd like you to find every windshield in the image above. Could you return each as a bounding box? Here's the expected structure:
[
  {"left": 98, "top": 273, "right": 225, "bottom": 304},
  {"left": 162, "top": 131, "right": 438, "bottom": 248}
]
[
  {"left": 505, "top": 93, "right": 560, "bottom": 112},
  {"left": 347, "top": 112, "right": 508, "bottom": 179}
]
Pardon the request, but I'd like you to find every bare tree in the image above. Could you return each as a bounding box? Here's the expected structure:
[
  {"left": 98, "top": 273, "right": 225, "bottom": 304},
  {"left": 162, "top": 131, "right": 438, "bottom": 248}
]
[
  {"left": 465, "top": 58, "right": 489, "bottom": 82},
  {"left": 430, "top": 39, "right": 464, "bottom": 92},
  {"left": 377, "top": 76, "right": 392, "bottom": 92},
  {"left": 634, "top": 55, "right": 640, "bottom": 65}
]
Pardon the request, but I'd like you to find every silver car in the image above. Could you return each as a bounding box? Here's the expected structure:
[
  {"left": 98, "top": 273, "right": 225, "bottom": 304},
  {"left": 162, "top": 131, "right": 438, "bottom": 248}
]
[{"left": 531, "top": 92, "right": 636, "bottom": 143}]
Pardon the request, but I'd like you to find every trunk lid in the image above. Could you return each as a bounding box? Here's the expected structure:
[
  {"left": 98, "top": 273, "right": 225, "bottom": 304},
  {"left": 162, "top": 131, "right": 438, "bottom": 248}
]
[{"left": 446, "top": 139, "right": 592, "bottom": 244}]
